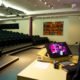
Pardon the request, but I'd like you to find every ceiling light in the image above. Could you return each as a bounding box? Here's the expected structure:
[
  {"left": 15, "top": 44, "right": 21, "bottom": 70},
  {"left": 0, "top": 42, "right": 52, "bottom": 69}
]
[
  {"left": 44, "top": 2, "right": 47, "bottom": 5},
  {"left": 51, "top": 7, "right": 54, "bottom": 9},
  {"left": 72, "top": 3, "right": 76, "bottom": 8},
  {"left": 6, "top": 15, "right": 16, "bottom": 17},
  {"left": 0, "top": 13, "right": 5, "bottom": 16},
  {"left": 0, "top": 0, "right": 7, "bottom": 8}
]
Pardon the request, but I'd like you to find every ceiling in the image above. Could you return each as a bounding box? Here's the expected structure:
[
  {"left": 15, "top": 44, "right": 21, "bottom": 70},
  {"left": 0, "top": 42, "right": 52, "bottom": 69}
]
[
  {"left": 7, "top": 0, "right": 80, "bottom": 10},
  {"left": 0, "top": 0, "right": 80, "bottom": 19}
]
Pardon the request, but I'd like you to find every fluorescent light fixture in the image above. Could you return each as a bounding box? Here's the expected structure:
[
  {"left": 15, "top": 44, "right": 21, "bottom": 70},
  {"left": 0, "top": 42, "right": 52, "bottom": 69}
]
[
  {"left": 6, "top": 15, "right": 16, "bottom": 17},
  {"left": 44, "top": 1, "right": 47, "bottom": 5},
  {"left": 0, "top": 13, "right": 5, "bottom": 16},
  {"left": 72, "top": 3, "right": 76, "bottom": 8},
  {"left": 0, "top": 1, "right": 2, "bottom": 5},
  {"left": 3, "top": 1, "right": 30, "bottom": 14},
  {"left": 51, "top": 7, "right": 54, "bottom": 9}
]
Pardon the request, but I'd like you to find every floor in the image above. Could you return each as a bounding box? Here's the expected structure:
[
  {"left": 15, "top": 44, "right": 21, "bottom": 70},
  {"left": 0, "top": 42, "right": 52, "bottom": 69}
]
[
  {"left": 0, "top": 49, "right": 39, "bottom": 80},
  {"left": 0, "top": 45, "right": 79, "bottom": 80}
]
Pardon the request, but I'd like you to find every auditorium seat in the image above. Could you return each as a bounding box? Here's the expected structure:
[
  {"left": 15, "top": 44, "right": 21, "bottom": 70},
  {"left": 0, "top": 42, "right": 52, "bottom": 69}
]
[{"left": 0, "top": 30, "right": 50, "bottom": 56}]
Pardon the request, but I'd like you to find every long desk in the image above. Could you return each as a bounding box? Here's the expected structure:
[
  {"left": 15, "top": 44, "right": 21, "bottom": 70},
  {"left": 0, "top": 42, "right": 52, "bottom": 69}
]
[
  {"left": 17, "top": 60, "right": 67, "bottom": 80},
  {"left": 17, "top": 48, "right": 78, "bottom": 80}
]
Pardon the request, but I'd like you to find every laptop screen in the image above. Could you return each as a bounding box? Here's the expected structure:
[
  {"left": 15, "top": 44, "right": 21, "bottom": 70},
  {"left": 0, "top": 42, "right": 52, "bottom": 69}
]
[{"left": 46, "top": 42, "right": 72, "bottom": 58}]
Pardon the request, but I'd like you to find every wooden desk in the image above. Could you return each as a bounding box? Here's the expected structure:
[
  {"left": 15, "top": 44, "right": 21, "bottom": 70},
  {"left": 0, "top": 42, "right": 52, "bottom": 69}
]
[
  {"left": 17, "top": 60, "right": 67, "bottom": 80},
  {"left": 17, "top": 48, "right": 78, "bottom": 80}
]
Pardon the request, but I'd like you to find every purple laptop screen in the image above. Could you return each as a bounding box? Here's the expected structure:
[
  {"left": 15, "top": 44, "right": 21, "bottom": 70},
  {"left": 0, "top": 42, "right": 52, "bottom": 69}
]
[{"left": 46, "top": 42, "right": 72, "bottom": 58}]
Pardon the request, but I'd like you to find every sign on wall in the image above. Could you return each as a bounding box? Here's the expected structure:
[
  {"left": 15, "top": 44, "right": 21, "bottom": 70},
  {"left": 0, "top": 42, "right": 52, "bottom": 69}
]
[
  {"left": 0, "top": 23, "right": 19, "bottom": 29},
  {"left": 43, "top": 22, "right": 63, "bottom": 35}
]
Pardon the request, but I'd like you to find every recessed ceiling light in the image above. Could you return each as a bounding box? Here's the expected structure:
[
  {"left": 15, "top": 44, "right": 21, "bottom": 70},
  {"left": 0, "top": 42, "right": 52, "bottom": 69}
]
[
  {"left": 0, "top": 13, "right": 5, "bottom": 16},
  {"left": 72, "top": 3, "right": 76, "bottom": 8},
  {"left": 44, "top": 1, "right": 47, "bottom": 5}
]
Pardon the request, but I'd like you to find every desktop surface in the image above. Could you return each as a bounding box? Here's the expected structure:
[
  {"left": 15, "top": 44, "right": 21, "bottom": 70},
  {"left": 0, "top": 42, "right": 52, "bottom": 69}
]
[{"left": 17, "top": 60, "right": 67, "bottom": 80}]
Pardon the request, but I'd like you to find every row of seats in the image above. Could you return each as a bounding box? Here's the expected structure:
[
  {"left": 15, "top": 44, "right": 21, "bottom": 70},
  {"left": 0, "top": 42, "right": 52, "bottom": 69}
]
[
  {"left": 0, "top": 30, "right": 50, "bottom": 56},
  {"left": 0, "top": 30, "right": 32, "bottom": 47},
  {"left": 31, "top": 35, "right": 50, "bottom": 45},
  {"left": 0, "top": 30, "right": 50, "bottom": 47}
]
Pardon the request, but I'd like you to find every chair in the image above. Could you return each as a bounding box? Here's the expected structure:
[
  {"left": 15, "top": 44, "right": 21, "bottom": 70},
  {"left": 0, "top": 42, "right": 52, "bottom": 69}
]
[
  {"left": 72, "top": 62, "right": 80, "bottom": 80},
  {"left": 66, "top": 43, "right": 80, "bottom": 80}
]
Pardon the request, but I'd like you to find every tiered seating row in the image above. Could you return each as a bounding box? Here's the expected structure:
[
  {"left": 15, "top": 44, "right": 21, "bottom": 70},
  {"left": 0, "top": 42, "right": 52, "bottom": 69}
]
[
  {"left": 0, "top": 30, "right": 50, "bottom": 56},
  {"left": 0, "top": 30, "right": 32, "bottom": 47},
  {"left": 31, "top": 35, "right": 50, "bottom": 45}
]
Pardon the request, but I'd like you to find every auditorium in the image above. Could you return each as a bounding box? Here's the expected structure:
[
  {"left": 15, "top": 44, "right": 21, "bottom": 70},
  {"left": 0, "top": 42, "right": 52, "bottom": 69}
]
[{"left": 0, "top": 0, "right": 80, "bottom": 80}]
